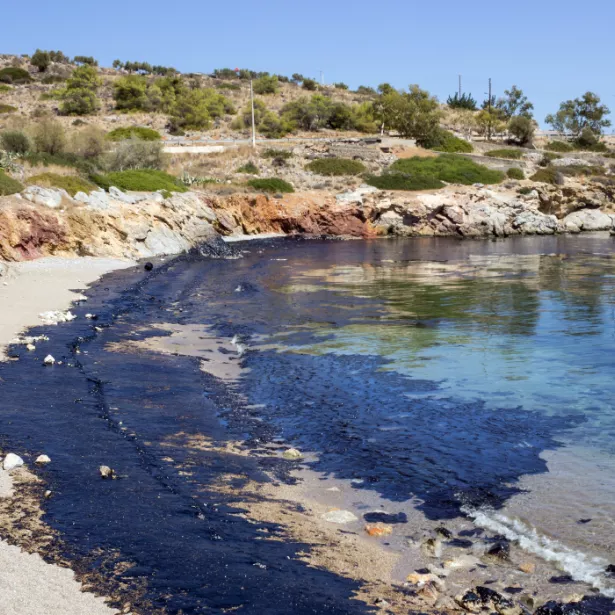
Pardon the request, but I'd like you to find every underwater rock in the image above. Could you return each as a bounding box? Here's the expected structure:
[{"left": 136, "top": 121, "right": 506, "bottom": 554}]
[
  {"left": 320, "top": 509, "right": 357, "bottom": 524},
  {"left": 282, "top": 448, "right": 303, "bottom": 460},
  {"left": 35, "top": 454, "right": 51, "bottom": 464}
]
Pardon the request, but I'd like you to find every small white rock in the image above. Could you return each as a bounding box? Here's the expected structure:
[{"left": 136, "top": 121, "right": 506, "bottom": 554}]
[
  {"left": 282, "top": 448, "right": 303, "bottom": 460},
  {"left": 99, "top": 465, "right": 115, "bottom": 479},
  {"left": 35, "top": 454, "right": 51, "bottom": 464},
  {"left": 43, "top": 354, "right": 55, "bottom": 366},
  {"left": 321, "top": 510, "right": 358, "bottom": 524},
  {"left": 3, "top": 453, "right": 24, "bottom": 471},
  {"left": 26, "top": 344, "right": 36, "bottom": 351}
]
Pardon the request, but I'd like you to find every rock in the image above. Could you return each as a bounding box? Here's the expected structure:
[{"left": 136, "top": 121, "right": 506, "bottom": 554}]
[
  {"left": 364, "top": 524, "right": 393, "bottom": 537},
  {"left": 564, "top": 209, "right": 614, "bottom": 232},
  {"left": 418, "top": 580, "right": 440, "bottom": 602},
  {"left": 109, "top": 186, "right": 137, "bottom": 204},
  {"left": 422, "top": 537, "right": 442, "bottom": 558},
  {"left": 485, "top": 540, "right": 511, "bottom": 561},
  {"left": 321, "top": 509, "right": 358, "bottom": 524},
  {"left": 335, "top": 184, "right": 380, "bottom": 205},
  {"left": 519, "top": 562, "right": 536, "bottom": 574},
  {"left": 43, "top": 354, "right": 55, "bottom": 366},
  {"left": 495, "top": 598, "right": 523, "bottom": 615},
  {"left": 605, "top": 564, "right": 615, "bottom": 577},
  {"left": 99, "top": 465, "right": 116, "bottom": 479},
  {"left": 35, "top": 454, "right": 51, "bottom": 464},
  {"left": 144, "top": 262, "right": 154, "bottom": 272},
  {"left": 282, "top": 448, "right": 303, "bottom": 460},
  {"left": 3, "top": 453, "right": 24, "bottom": 471},
  {"left": 44, "top": 490, "right": 52, "bottom": 499},
  {"left": 39, "top": 310, "right": 76, "bottom": 325},
  {"left": 22, "top": 186, "right": 63, "bottom": 209},
  {"left": 534, "top": 601, "right": 565, "bottom": 615},
  {"left": 565, "top": 594, "right": 584, "bottom": 604},
  {"left": 448, "top": 538, "right": 473, "bottom": 548},
  {"left": 435, "top": 526, "right": 453, "bottom": 538},
  {"left": 363, "top": 511, "right": 407, "bottom": 524},
  {"left": 455, "top": 590, "right": 483, "bottom": 613},
  {"left": 26, "top": 343, "right": 36, "bottom": 351},
  {"left": 85, "top": 190, "right": 111, "bottom": 210}
]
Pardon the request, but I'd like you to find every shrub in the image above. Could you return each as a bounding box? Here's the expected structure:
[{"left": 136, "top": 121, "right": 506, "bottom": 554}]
[
  {"left": 113, "top": 75, "right": 148, "bottom": 111},
  {"left": 41, "top": 75, "right": 65, "bottom": 85},
  {"left": 0, "top": 170, "right": 24, "bottom": 195},
  {"left": 302, "top": 78, "right": 318, "bottom": 91},
  {"left": 26, "top": 172, "right": 96, "bottom": 196},
  {"left": 530, "top": 167, "right": 560, "bottom": 184},
  {"left": 22, "top": 151, "right": 96, "bottom": 174},
  {"left": 262, "top": 148, "right": 293, "bottom": 159},
  {"left": 253, "top": 75, "right": 279, "bottom": 95},
  {"left": 447, "top": 92, "right": 477, "bottom": 110},
  {"left": 539, "top": 152, "right": 561, "bottom": 166},
  {"left": 106, "top": 126, "right": 161, "bottom": 141},
  {"left": 73, "top": 56, "right": 98, "bottom": 66},
  {"left": 234, "top": 99, "right": 291, "bottom": 138},
  {"left": 508, "top": 115, "right": 535, "bottom": 146},
  {"left": 60, "top": 65, "right": 101, "bottom": 115},
  {"left": 40, "top": 89, "right": 64, "bottom": 101},
  {"left": 559, "top": 164, "right": 605, "bottom": 177},
  {"left": 507, "top": 167, "right": 525, "bottom": 180},
  {"left": 247, "top": 178, "right": 294, "bottom": 193},
  {"left": 334, "top": 82, "right": 349, "bottom": 90},
  {"left": 216, "top": 82, "right": 241, "bottom": 91},
  {"left": 0, "top": 67, "right": 33, "bottom": 84},
  {"left": 0, "top": 84, "right": 12, "bottom": 93},
  {"left": 70, "top": 126, "right": 107, "bottom": 159},
  {"left": 390, "top": 154, "right": 505, "bottom": 185},
  {"left": 545, "top": 140, "right": 573, "bottom": 153},
  {"left": 306, "top": 158, "right": 366, "bottom": 176},
  {"left": 356, "top": 85, "right": 376, "bottom": 95},
  {"left": 0, "top": 104, "right": 17, "bottom": 114},
  {"left": 236, "top": 161, "right": 259, "bottom": 174},
  {"left": 1, "top": 130, "right": 31, "bottom": 154},
  {"left": 574, "top": 126, "right": 600, "bottom": 149},
  {"left": 31, "top": 50, "right": 51, "bottom": 72},
  {"left": 105, "top": 138, "right": 167, "bottom": 171},
  {"left": 91, "top": 169, "right": 187, "bottom": 193},
  {"left": 518, "top": 187, "right": 533, "bottom": 195},
  {"left": 365, "top": 173, "right": 444, "bottom": 191},
  {"left": 32, "top": 118, "right": 66, "bottom": 154},
  {"left": 485, "top": 149, "right": 524, "bottom": 159},
  {"left": 424, "top": 129, "right": 473, "bottom": 153}
]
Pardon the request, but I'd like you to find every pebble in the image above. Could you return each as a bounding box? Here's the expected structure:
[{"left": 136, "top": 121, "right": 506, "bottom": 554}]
[
  {"left": 26, "top": 343, "right": 36, "bottom": 351},
  {"left": 282, "top": 448, "right": 303, "bottom": 460},
  {"left": 44, "top": 490, "right": 52, "bottom": 498},
  {"left": 144, "top": 262, "right": 154, "bottom": 271},
  {"left": 43, "top": 354, "right": 55, "bottom": 366},
  {"left": 485, "top": 540, "right": 511, "bottom": 561},
  {"left": 321, "top": 509, "right": 358, "bottom": 524},
  {"left": 35, "top": 454, "right": 51, "bottom": 464},
  {"left": 422, "top": 537, "right": 442, "bottom": 558},
  {"left": 3, "top": 453, "right": 24, "bottom": 471},
  {"left": 99, "top": 465, "right": 116, "bottom": 479},
  {"left": 365, "top": 524, "right": 393, "bottom": 537},
  {"left": 519, "top": 562, "right": 536, "bottom": 574}
]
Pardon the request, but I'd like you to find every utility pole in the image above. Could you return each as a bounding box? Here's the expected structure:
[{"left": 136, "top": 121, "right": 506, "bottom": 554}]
[
  {"left": 458, "top": 74, "right": 462, "bottom": 97},
  {"left": 250, "top": 78, "right": 256, "bottom": 149},
  {"left": 487, "top": 77, "right": 492, "bottom": 142}
]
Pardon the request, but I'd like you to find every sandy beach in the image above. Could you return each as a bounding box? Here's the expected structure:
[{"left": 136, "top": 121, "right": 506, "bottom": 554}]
[{"left": 0, "top": 256, "right": 134, "bottom": 615}]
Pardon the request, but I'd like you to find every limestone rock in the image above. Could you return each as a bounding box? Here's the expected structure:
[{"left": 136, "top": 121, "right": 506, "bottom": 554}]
[
  {"left": 563, "top": 209, "right": 614, "bottom": 232},
  {"left": 22, "top": 186, "right": 63, "bottom": 209},
  {"left": 321, "top": 509, "right": 358, "bottom": 524},
  {"left": 3, "top": 453, "right": 24, "bottom": 471},
  {"left": 99, "top": 465, "right": 116, "bottom": 479},
  {"left": 35, "top": 454, "right": 51, "bottom": 464},
  {"left": 282, "top": 448, "right": 303, "bottom": 460},
  {"left": 43, "top": 354, "right": 55, "bottom": 366}
]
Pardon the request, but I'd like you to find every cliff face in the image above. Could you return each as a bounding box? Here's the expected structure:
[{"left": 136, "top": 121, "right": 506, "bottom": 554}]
[{"left": 1, "top": 183, "right": 614, "bottom": 263}]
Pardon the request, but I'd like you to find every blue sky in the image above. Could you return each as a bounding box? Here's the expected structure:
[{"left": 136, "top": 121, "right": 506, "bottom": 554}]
[{"left": 3, "top": 0, "right": 614, "bottom": 129}]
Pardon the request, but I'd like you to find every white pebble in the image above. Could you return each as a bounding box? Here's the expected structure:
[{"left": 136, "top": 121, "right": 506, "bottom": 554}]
[
  {"left": 3, "top": 453, "right": 24, "bottom": 471},
  {"left": 35, "top": 454, "right": 51, "bottom": 464},
  {"left": 43, "top": 355, "right": 55, "bottom": 366}
]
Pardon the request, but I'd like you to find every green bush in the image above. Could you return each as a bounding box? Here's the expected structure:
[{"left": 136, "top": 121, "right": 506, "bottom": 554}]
[
  {"left": 31, "top": 50, "right": 51, "bottom": 72},
  {"left": 0, "top": 67, "right": 33, "bottom": 84},
  {"left": 41, "top": 75, "right": 66, "bottom": 85},
  {"left": 559, "top": 164, "right": 605, "bottom": 177},
  {"left": 530, "top": 167, "right": 560, "bottom": 184},
  {"left": 518, "top": 186, "right": 533, "bottom": 195},
  {"left": 446, "top": 92, "right": 477, "bottom": 110},
  {"left": 247, "top": 178, "right": 294, "bottom": 193},
  {"left": 26, "top": 172, "right": 96, "bottom": 196},
  {"left": 70, "top": 126, "right": 107, "bottom": 159},
  {"left": 32, "top": 118, "right": 66, "bottom": 154},
  {"left": 485, "top": 148, "right": 523, "bottom": 159},
  {"left": 302, "top": 78, "right": 318, "bottom": 91},
  {"left": 544, "top": 140, "right": 573, "bottom": 153},
  {"left": 305, "top": 157, "right": 366, "bottom": 176},
  {"left": 508, "top": 115, "right": 535, "bottom": 146},
  {"left": 107, "top": 126, "right": 162, "bottom": 141},
  {"left": 253, "top": 75, "right": 279, "bottom": 95},
  {"left": 0, "top": 104, "right": 17, "bottom": 114},
  {"left": 365, "top": 173, "right": 444, "bottom": 191},
  {"left": 21, "top": 151, "right": 96, "bottom": 174},
  {"left": 0, "top": 170, "right": 24, "bottom": 195},
  {"left": 390, "top": 154, "right": 505, "bottom": 185},
  {"left": 113, "top": 75, "right": 148, "bottom": 111},
  {"left": 262, "top": 148, "right": 293, "bottom": 159},
  {"left": 236, "top": 161, "right": 259, "bottom": 174},
  {"left": 1, "top": 130, "right": 31, "bottom": 154},
  {"left": 60, "top": 65, "right": 101, "bottom": 116},
  {"left": 215, "top": 82, "right": 241, "bottom": 91},
  {"left": 507, "top": 167, "right": 525, "bottom": 180},
  {"left": 424, "top": 129, "right": 473, "bottom": 153},
  {"left": 91, "top": 169, "right": 187, "bottom": 193},
  {"left": 0, "top": 84, "right": 12, "bottom": 93}
]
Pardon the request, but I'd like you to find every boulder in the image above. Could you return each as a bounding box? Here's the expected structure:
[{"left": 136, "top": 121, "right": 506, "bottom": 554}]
[
  {"left": 22, "top": 186, "right": 64, "bottom": 209},
  {"left": 3, "top": 453, "right": 24, "bottom": 471},
  {"left": 282, "top": 448, "right": 303, "bottom": 460},
  {"left": 35, "top": 454, "right": 51, "bottom": 464},
  {"left": 563, "top": 209, "right": 614, "bottom": 232}
]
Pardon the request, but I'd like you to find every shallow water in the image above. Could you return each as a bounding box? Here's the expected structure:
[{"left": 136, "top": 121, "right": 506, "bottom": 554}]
[{"left": 1, "top": 235, "right": 615, "bottom": 612}]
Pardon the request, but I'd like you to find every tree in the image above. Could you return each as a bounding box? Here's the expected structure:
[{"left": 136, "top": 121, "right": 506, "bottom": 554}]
[
  {"left": 32, "top": 118, "right": 66, "bottom": 154},
  {"left": 291, "top": 73, "right": 305, "bottom": 84},
  {"left": 233, "top": 99, "right": 290, "bottom": 138},
  {"left": 333, "top": 82, "right": 348, "bottom": 90},
  {"left": 545, "top": 92, "right": 611, "bottom": 135},
  {"left": 447, "top": 92, "right": 477, "bottom": 110},
  {"left": 389, "top": 85, "right": 442, "bottom": 143},
  {"left": 112, "top": 59, "right": 123, "bottom": 70},
  {"left": 113, "top": 75, "right": 148, "bottom": 110},
  {"left": 475, "top": 109, "right": 506, "bottom": 138},
  {"left": 508, "top": 115, "right": 535, "bottom": 146},
  {"left": 31, "top": 49, "right": 51, "bottom": 72},
  {"left": 302, "top": 78, "right": 318, "bottom": 91},
  {"left": 253, "top": 75, "right": 279, "bottom": 95},
  {"left": 73, "top": 56, "right": 98, "bottom": 66},
  {"left": 168, "top": 89, "right": 212, "bottom": 131},
  {"left": 448, "top": 109, "right": 477, "bottom": 140},
  {"left": 61, "top": 65, "right": 101, "bottom": 115},
  {"left": 496, "top": 85, "right": 533, "bottom": 119}
]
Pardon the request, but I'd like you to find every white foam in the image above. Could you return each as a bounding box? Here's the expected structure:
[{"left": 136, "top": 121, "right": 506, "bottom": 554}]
[{"left": 463, "top": 506, "right": 615, "bottom": 596}]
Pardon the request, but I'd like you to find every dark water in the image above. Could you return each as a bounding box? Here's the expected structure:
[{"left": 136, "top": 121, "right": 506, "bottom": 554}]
[{"left": 1, "top": 235, "right": 615, "bottom": 612}]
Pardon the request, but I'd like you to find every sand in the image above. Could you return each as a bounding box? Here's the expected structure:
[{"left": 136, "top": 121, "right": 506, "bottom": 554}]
[{"left": 0, "top": 256, "right": 135, "bottom": 615}]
